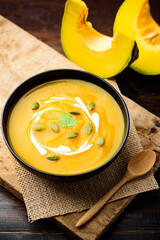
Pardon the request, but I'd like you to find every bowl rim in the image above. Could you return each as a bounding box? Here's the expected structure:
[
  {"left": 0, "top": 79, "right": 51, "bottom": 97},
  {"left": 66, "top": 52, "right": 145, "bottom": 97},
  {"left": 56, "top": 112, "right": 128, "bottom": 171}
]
[{"left": 1, "top": 69, "right": 130, "bottom": 178}]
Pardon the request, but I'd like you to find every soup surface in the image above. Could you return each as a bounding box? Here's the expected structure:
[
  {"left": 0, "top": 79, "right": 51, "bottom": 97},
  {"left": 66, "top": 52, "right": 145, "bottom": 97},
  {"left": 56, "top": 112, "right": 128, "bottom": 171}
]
[{"left": 8, "top": 80, "right": 125, "bottom": 175}]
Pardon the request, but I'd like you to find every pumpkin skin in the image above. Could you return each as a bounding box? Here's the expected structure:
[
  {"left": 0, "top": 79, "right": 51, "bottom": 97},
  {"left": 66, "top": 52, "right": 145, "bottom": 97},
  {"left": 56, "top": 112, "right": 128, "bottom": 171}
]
[
  {"left": 61, "top": 0, "right": 136, "bottom": 78},
  {"left": 114, "top": 0, "right": 160, "bottom": 75}
]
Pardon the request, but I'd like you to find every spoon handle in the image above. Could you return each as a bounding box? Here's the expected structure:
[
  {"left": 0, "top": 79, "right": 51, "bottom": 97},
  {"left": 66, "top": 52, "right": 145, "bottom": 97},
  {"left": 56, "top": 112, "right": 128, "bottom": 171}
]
[{"left": 76, "top": 172, "right": 131, "bottom": 227}]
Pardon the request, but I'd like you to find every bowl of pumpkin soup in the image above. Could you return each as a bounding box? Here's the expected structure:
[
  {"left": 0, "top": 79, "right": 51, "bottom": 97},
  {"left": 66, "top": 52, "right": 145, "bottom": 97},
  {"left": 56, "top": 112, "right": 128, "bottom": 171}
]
[{"left": 2, "top": 69, "right": 129, "bottom": 178}]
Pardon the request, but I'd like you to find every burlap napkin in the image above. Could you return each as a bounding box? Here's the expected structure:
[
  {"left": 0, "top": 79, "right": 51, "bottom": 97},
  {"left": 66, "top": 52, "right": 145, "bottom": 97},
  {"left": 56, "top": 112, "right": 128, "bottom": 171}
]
[{"left": 0, "top": 16, "right": 158, "bottom": 222}]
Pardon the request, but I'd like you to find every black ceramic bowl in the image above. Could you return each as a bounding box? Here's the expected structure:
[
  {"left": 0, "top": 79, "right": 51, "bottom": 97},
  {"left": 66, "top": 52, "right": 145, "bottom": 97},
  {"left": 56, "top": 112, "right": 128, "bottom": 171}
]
[{"left": 2, "top": 69, "right": 130, "bottom": 179}]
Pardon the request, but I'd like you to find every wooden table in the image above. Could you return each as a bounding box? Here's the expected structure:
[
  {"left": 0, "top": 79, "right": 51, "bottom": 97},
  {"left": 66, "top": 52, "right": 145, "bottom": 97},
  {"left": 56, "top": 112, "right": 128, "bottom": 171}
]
[{"left": 0, "top": 0, "right": 160, "bottom": 239}]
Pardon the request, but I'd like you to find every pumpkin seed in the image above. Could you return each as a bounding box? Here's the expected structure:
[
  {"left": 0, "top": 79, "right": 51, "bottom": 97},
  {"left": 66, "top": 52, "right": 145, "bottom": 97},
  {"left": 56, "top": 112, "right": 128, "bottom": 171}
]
[
  {"left": 31, "top": 102, "right": 40, "bottom": 110},
  {"left": 46, "top": 154, "right": 60, "bottom": 161},
  {"left": 50, "top": 123, "right": 59, "bottom": 133},
  {"left": 87, "top": 102, "right": 95, "bottom": 111},
  {"left": 34, "top": 125, "right": 45, "bottom": 131},
  {"left": 97, "top": 137, "right": 105, "bottom": 147},
  {"left": 85, "top": 123, "right": 93, "bottom": 135},
  {"left": 69, "top": 110, "right": 80, "bottom": 115},
  {"left": 66, "top": 132, "right": 79, "bottom": 139}
]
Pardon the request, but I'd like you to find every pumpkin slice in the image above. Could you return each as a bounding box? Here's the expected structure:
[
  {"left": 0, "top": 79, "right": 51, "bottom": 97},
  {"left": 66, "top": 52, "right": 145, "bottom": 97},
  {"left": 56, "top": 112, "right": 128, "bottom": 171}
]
[
  {"left": 114, "top": 0, "right": 160, "bottom": 75},
  {"left": 61, "top": 0, "right": 137, "bottom": 78}
]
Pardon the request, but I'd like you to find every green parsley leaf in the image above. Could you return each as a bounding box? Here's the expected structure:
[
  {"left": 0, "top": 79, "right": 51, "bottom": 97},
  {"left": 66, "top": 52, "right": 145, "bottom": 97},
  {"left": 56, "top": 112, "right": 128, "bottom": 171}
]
[{"left": 59, "top": 112, "right": 77, "bottom": 128}]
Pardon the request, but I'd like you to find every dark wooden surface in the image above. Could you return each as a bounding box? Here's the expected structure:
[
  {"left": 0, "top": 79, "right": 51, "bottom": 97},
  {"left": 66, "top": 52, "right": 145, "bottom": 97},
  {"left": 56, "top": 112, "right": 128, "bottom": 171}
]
[{"left": 0, "top": 0, "right": 160, "bottom": 239}]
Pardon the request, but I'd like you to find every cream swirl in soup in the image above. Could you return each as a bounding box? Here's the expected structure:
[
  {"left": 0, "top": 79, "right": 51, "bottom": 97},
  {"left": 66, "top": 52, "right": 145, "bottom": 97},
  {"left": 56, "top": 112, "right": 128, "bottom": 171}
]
[{"left": 28, "top": 96, "right": 100, "bottom": 156}]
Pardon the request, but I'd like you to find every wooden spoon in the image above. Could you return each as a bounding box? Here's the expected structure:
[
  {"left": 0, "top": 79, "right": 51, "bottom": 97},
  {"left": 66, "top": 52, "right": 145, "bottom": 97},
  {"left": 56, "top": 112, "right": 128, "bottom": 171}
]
[{"left": 76, "top": 149, "right": 156, "bottom": 227}]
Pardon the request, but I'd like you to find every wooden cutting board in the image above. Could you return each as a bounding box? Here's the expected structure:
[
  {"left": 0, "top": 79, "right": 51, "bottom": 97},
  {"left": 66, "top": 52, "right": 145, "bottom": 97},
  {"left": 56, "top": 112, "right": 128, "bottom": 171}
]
[{"left": 0, "top": 15, "right": 160, "bottom": 240}]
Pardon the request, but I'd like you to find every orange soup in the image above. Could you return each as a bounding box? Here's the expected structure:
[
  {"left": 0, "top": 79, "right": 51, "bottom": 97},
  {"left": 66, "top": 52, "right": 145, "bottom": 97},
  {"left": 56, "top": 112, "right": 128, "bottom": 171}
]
[{"left": 7, "top": 80, "right": 125, "bottom": 175}]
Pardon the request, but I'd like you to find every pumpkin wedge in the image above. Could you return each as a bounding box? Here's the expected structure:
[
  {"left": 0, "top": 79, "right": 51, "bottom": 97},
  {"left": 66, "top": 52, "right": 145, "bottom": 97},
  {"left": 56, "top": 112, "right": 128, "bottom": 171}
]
[
  {"left": 61, "top": 0, "right": 137, "bottom": 78},
  {"left": 114, "top": 0, "right": 160, "bottom": 75}
]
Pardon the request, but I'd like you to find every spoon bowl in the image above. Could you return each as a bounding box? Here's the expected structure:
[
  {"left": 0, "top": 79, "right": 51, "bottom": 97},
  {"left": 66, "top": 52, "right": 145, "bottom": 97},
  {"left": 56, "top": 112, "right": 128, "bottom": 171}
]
[
  {"left": 76, "top": 149, "right": 156, "bottom": 227},
  {"left": 127, "top": 149, "right": 156, "bottom": 177}
]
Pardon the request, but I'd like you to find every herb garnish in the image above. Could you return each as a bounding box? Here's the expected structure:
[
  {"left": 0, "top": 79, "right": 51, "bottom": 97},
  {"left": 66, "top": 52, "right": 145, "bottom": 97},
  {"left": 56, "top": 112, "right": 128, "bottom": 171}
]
[{"left": 59, "top": 112, "right": 77, "bottom": 128}]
